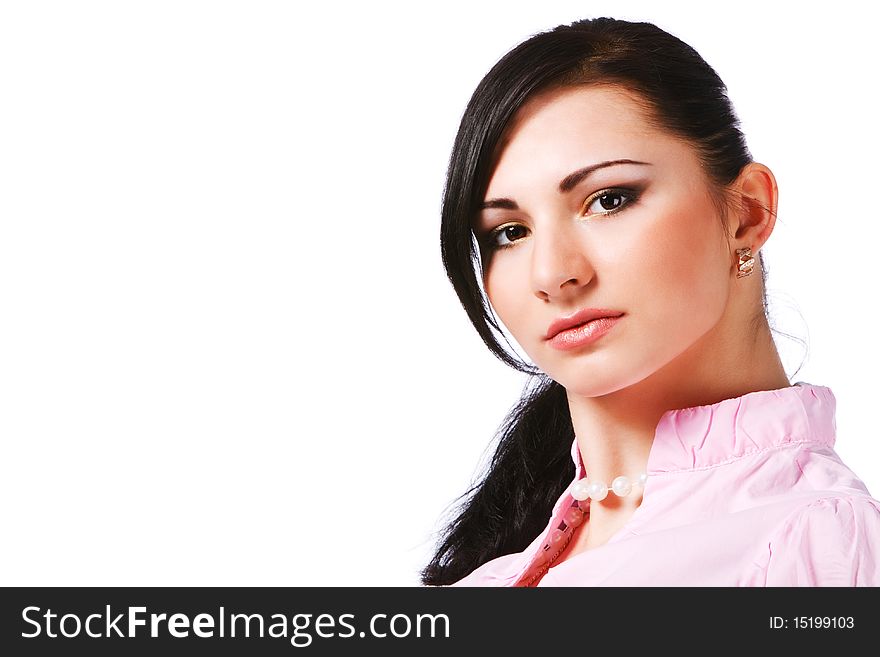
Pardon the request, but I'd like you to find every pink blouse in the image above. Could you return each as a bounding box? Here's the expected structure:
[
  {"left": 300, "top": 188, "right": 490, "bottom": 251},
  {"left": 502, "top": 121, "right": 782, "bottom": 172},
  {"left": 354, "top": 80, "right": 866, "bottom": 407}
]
[{"left": 451, "top": 383, "right": 880, "bottom": 586}]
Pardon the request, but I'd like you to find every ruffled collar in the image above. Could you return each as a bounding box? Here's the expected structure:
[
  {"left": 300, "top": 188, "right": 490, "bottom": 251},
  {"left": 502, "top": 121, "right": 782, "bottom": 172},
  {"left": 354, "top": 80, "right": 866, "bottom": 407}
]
[{"left": 571, "top": 382, "right": 836, "bottom": 476}]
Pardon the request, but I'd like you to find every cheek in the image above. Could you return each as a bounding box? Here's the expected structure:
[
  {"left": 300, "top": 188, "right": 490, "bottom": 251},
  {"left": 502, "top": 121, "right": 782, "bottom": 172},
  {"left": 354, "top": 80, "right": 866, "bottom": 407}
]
[
  {"left": 633, "top": 199, "right": 729, "bottom": 324},
  {"left": 484, "top": 259, "right": 525, "bottom": 328}
]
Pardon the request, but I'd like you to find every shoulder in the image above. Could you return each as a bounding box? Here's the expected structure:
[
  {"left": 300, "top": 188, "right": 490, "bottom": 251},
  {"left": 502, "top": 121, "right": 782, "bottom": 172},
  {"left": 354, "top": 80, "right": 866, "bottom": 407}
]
[{"left": 764, "top": 495, "right": 880, "bottom": 586}]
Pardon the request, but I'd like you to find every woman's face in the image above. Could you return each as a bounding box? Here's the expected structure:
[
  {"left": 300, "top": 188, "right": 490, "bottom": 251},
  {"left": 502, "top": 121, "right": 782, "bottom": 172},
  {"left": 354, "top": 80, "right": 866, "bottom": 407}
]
[{"left": 475, "top": 85, "right": 734, "bottom": 397}]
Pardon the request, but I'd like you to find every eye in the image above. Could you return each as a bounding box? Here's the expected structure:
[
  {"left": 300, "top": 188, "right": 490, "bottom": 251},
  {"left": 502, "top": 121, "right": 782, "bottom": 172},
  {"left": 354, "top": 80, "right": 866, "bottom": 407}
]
[
  {"left": 481, "top": 187, "right": 640, "bottom": 252},
  {"left": 583, "top": 188, "right": 638, "bottom": 216},
  {"left": 485, "top": 223, "right": 529, "bottom": 250}
]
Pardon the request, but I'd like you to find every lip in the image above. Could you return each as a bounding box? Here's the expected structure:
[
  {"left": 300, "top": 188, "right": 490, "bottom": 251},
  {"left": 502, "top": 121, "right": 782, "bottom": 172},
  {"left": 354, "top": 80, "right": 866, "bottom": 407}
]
[
  {"left": 545, "top": 308, "right": 625, "bottom": 341},
  {"left": 546, "top": 315, "right": 623, "bottom": 351}
]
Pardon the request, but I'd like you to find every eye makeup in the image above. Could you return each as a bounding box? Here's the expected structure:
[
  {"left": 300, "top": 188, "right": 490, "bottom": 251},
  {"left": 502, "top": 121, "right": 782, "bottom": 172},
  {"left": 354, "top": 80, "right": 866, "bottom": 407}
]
[{"left": 478, "top": 185, "right": 643, "bottom": 252}]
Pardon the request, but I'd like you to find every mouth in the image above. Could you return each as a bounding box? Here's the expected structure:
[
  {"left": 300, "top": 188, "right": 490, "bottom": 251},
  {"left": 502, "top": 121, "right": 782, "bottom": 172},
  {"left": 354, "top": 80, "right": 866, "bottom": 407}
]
[
  {"left": 546, "top": 314, "right": 624, "bottom": 351},
  {"left": 545, "top": 309, "right": 624, "bottom": 341}
]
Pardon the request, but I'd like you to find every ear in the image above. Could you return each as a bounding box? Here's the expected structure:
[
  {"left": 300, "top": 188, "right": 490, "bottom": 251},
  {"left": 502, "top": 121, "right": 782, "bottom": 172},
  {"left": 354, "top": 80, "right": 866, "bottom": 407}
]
[{"left": 728, "top": 162, "right": 778, "bottom": 254}]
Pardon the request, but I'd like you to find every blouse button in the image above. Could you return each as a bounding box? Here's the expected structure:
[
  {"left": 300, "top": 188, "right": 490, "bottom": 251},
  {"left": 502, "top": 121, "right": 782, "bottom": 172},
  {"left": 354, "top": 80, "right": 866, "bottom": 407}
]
[
  {"left": 563, "top": 506, "right": 585, "bottom": 528},
  {"left": 550, "top": 528, "right": 566, "bottom": 544}
]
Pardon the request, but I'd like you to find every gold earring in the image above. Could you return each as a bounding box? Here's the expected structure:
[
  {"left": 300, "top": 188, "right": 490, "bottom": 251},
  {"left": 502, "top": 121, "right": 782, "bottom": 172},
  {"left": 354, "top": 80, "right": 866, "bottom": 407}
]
[{"left": 736, "top": 247, "right": 755, "bottom": 278}]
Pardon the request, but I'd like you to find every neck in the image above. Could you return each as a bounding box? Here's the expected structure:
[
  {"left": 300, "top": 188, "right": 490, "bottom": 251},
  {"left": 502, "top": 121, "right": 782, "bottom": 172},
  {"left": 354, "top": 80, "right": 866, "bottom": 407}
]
[{"left": 567, "top": 316, "right": 790, "bottom": 520}]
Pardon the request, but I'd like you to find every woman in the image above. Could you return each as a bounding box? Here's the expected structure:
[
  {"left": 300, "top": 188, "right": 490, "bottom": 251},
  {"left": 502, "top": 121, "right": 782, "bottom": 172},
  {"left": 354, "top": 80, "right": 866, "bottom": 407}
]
[{"left": 423, "top": 17, "right": 880, "bottom": 586}]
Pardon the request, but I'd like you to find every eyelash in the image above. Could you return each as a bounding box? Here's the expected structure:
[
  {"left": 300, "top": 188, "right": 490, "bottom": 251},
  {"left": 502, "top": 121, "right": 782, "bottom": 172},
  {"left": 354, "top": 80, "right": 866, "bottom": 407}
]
[{"left": 481, "top": 187, "right": 640, "bottom": 252}]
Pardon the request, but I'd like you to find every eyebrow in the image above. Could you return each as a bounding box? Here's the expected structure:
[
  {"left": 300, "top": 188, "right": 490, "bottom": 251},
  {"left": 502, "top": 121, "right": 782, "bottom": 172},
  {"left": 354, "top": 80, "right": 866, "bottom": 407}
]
[{"left": 480, "top": 159, "right": 652, "bottom": 210}]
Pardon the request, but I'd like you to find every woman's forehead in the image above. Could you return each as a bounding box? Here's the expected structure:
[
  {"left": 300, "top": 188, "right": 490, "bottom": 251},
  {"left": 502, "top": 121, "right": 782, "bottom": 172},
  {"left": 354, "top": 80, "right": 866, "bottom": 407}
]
[
  {"left": 486, "top": 86, "right": 679, "bottom": 194},
  {"left": 500, "top": 85, "right": 660, "bottom": 153}
]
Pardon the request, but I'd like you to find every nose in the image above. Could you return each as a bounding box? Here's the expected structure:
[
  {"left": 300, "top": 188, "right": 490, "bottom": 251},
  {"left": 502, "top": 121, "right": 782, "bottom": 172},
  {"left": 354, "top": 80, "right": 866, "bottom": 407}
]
[{"left": 531, "top": 223, "right": 595, "bottom": 302}]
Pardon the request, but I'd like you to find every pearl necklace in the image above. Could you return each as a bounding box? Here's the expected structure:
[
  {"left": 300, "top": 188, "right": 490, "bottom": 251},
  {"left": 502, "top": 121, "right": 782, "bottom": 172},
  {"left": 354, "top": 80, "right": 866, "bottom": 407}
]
[
  {"left": 521, "top": 471, "right": 650, "bottom": 586},
  {"left": 569, "top": 472, "right": 649, "bottom": 502}
]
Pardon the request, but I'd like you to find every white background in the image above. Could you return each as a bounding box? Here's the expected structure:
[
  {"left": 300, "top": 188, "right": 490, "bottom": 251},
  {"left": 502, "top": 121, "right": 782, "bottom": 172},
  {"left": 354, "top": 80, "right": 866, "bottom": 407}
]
[{"left": 1, "top": 1, "right": 877, "bottom": 586}]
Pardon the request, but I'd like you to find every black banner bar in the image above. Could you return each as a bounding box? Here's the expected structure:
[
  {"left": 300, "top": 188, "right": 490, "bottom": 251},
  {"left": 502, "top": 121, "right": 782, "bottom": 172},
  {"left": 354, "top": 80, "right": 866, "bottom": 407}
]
[{"left": 1, "top": 587, "right": 876, "bottom": 655}]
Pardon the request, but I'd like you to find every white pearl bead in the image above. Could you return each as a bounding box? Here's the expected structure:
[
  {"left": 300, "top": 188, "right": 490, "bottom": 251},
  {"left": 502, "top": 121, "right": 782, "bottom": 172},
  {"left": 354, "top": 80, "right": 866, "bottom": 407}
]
[
  {"left": 611, "top": 475, "right": 633, "bottom": 497},
  {"left": 563, "top": 506, "right": 585, "bottom": 527},
  {"left": 550, "top": 528, "right": 566, "bottom": 544},
  {"left": 637, "top": 473, "right": 649, "bottom": 487},
  {"left": 570, "top": 478, "right": 591, "bottom": 501},
  {"left": 588, "top": 481, "right": 608, "bottom": 501}
]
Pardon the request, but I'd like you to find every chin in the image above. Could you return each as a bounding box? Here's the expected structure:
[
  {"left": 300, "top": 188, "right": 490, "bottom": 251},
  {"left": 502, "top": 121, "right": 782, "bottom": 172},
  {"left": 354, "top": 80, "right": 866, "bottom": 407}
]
[
  {"left": 548, "top": 369, "right": 631, "bottom": 398},
  {"left": 547, "top": 357, "right": 662, "bottom": 399}
]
